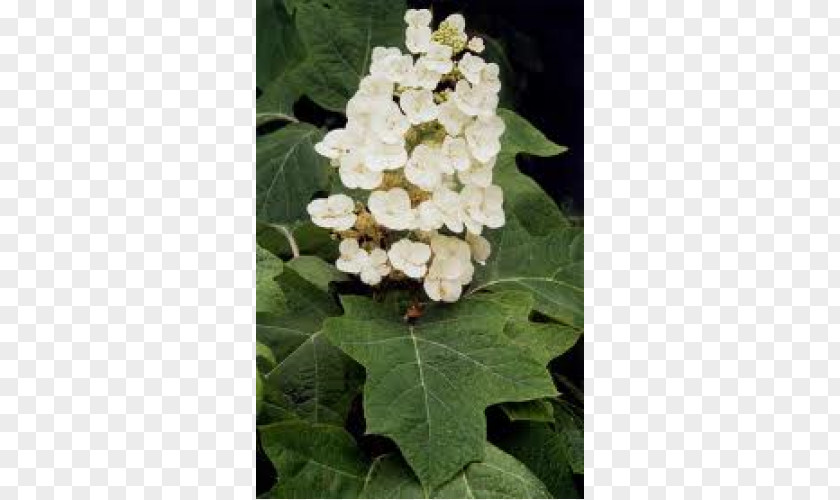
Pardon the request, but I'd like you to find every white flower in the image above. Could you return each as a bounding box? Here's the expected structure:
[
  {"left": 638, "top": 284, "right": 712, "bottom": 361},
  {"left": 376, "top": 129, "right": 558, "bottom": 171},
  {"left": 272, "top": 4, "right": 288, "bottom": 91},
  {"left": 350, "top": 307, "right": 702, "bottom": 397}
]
[
  {"left": 359, "top": 248, "right": 391, "bottom": 285},
  {"left": 307, "top": 194, "right": 356, "bottom": 231},
  {"left": 400, "top": 89, "right": 438, "bottom": 124},
  {"left": 424, "top": 234, "right": 474, "bottom": 302},
  {"left": 457, "top": 157, "right": 494, "bottom": 187},
  {"left": 417, "top": 42, "right": 453, "bottom": 74},
  {"left": 465, "top": 232, "right": 492, "bottom": 264},
  {"left": 388, "top": 239, "right": 432, "bottom": 278},
  {"left": 441, "top": 136, "right": 471, "bottom": 172},
  {"left": 467, "top": 37, "right": 485, "bottom": 53},
  {"left": 451, "top": 80, "right": 499, "bottom": 117},
  {"left": 405, "top": 9, "right": 432, "bottom": 27},
  {"left": 479, "top": 63, "right": 501, "bottom": 93},
  {"left": 314, "top": 128, "right": 356, "bottom": 160},
  {"left": 339, "top": 152, "right": 383, "bottom": 190},
  {"left": 431, "top": 234, "right": 473, "bottom": 271},
  {"left": 370, "top": 101, "right": 410, "bottom": 145},
  {"left": 464, "top": 114, "right": 505, "bottom": 162},
  {"left": 430, "top": 187, "right": 464, "bottom": 233},
  {"left": 358, "top": 74, "right": 395, "bottom": 98},
  {"left": 370, "top": 47, "right": 413, "bottom": 82},
  {"left": 336, "top": 238, "right": 368, "bottom": 273},
  {"left": 368, "top": 188, "right": 415, "bottom": 230},
  {"left": 364, "top": 139, "right": 408, "bottom": 171},
  {"left": 459, "top": 184, "right": 505, "bottom": 234},
  {"left": 458, "top": 53, "right": 486, "bottom": 85},
  {"left": 423, "top": 271, "right": 463, "bottom": 302},
  {"left": 442, "top": 14, "right": 466, "bottom": 32},
  {"left": 309, "top": 12, "right": 508, "bottom": 299},
  {"left": 406, "top": 26, "right": 432, "bottom": 54},
  {"left": 405, "top": 144, "right": 444, "bottom": 190},
  {"left": 404, "top": 60, "right": 442, "bottom": 89},
  {"left": 436, "top": 99, "right": 471, "bottom": 136},
  {"left": 416, "top": 199, "right": 444, "bottom": 231}
]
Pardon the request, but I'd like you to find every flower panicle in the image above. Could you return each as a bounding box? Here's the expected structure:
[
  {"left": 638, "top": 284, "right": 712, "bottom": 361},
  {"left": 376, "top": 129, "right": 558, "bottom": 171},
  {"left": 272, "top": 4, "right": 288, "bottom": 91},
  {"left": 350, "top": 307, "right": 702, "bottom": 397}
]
[{"left": 307, "top": 10, "right": 503, "bottom": 303}]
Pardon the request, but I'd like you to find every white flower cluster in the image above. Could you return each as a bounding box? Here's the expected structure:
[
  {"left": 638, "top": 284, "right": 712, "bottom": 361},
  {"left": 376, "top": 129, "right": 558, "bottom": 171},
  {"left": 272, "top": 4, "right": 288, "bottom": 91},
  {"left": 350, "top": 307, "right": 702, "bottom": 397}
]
[{"left": 307, "top": 10, "right": 505, "bottom": 302}]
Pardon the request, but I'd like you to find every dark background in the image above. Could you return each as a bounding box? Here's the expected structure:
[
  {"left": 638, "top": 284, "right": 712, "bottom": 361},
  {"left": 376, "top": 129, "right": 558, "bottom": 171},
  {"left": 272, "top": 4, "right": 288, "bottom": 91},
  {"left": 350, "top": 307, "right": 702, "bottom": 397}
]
[{"left": 408, "top": 0, "right": 584, "bottom": 217}]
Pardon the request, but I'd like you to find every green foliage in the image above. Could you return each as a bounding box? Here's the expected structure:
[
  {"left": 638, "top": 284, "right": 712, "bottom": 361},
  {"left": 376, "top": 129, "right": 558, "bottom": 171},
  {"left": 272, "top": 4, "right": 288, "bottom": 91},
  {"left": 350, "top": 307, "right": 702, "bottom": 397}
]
[
  {"left": 257, "top": 0, "right": 406, "bottom": 118},
  {"left": 260, "top": 421, "right": 551, "bottom": 499},
  {"left": 258, "top": 266, "right": 362, "bottom": 426},
  {"left": 493, "top": 422, "right": 579, "bottom": 499},
  {"left": 324, "top": 291, "right": 557, "bottom": 490},
  {"left": 289, "top": 0, "right": 407, "bottom": 112},
  {"left": 256, "top": 123, "right": 330, "bottom": 225},
  {"left": 256, "top": 0, "right": 305, "bottom": 116},
  {"left": 256, "top": 244, "right": 287, "bottom": 316},
  {"left": 255, "top": 5, "right": 582, "bottom": 496}
]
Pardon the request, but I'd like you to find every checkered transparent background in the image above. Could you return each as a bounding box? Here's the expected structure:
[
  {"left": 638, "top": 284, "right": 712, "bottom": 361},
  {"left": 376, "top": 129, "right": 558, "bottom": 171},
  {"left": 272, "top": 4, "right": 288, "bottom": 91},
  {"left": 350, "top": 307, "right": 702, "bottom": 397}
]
[
  {"left": 1, "top": 0, "right": 837, "bottom": 498},
  {"left": 0, "top": 0, "right": 254, "bottom": 498},
  {"left": 587, "top": 1, "right": 839, "bottom": 499}
]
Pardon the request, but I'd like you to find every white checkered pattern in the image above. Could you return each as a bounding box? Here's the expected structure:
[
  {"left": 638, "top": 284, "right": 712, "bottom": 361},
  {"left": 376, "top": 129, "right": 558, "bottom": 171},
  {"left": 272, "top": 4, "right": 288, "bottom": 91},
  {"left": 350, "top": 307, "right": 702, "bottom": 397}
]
[
  {"left": 0, "top": 1, "right": 253, "bottom": 498},
  {"left": 589, "top": 1, "right": 839, "bottom": 499}
]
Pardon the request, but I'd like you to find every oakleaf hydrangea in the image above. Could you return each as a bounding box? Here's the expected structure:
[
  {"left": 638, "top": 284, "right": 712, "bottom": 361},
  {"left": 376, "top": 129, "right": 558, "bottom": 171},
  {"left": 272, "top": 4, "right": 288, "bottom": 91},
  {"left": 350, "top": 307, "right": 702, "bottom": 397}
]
[{"left": 307, "top": 10, "right": 504, "bottom": 302}]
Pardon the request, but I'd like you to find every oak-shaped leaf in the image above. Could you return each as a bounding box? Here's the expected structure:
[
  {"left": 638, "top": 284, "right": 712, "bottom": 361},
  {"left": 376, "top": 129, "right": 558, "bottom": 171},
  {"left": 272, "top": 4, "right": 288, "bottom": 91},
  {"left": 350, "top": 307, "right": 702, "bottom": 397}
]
[{"left": 323, "top": 291, "right": 558, "bottom": 490}]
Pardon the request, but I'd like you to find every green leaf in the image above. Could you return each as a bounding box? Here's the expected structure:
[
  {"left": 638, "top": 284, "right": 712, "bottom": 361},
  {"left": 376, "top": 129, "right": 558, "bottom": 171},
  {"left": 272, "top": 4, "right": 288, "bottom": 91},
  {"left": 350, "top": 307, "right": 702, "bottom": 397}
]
[
  {"left": 498, "top": 109, "right": 567, "bottom": 158},
  {"left": 552, "top": 400, "right": 584, "bottom": 474},
  {"left": 495, "top": 109, "right": 570, "bottom": 236},
  {"left": 256, "top": 123, "right": 330, "bottom": 225},
  {"left": 324, "top": 291, "right": 557, "bottom": 490},
  {"left": 260, "top": 422, "right": 368, "bottom": 498},
  {"left": 257, "top": 0, "right": 306, "bottom": 115},
  {"left": 498, "top": 399, "right": 555, "bottom": 423},
  {"left": 257, "top": 244, "right": 287, "bottom": 316},
  {"left": 493, "top": 422, "right": 580, "bottom": 499},
  {"left": 258, "top": 267, "right": 361, "bottom": 425},
  {"left": 261, "top": 421, "right": 551, "bottom": 499},
  {"left": 470, "top": 216, "right": 583, "bottom": 328},
  {"left": 289, "top": 0, "right": 407, "bottom": 112},
  {"left": 504, "top": 320, "right": 582, "bottom": 366},
  {"left": 286, "top": 255, "right": 348, "bottom": 292},
  {"left": 363, "top": 445, "right": 551, "bottom": 499}
]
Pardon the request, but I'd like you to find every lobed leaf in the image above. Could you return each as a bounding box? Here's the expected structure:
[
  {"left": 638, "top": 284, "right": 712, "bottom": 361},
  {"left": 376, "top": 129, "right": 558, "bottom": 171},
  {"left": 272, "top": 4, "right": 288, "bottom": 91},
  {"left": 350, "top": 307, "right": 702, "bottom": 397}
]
[{"left": 324, "top": 291, "right": 557, "bottom": 490}]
